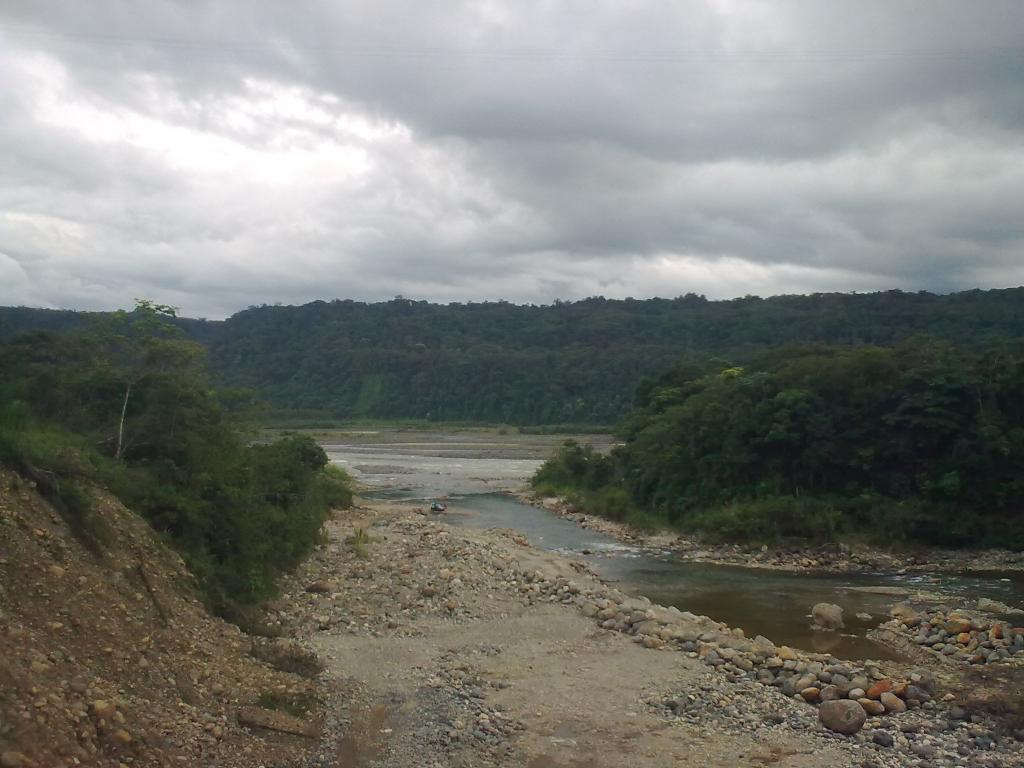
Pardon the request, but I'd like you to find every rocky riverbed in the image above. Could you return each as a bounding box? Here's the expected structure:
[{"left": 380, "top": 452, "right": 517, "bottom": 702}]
[
  {"left": 523, "top": 493, "right": 1024, "bottom": 575},
  {"left": 271, "top": 499, "right": 1024, "bottom": 767}
]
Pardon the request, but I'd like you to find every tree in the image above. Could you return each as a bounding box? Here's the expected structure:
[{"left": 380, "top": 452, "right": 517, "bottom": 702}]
[{"left": 89, "top": 300, "right": 206, "bottom": 460}]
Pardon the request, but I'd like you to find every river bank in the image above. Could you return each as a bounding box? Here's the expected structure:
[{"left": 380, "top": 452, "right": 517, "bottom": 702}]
[
  {"left": 518, "top": 492, "right": 1024, "bottom": 577},
  {"left": 270, "top": 498, "right": 1023, "bottom": 768}
]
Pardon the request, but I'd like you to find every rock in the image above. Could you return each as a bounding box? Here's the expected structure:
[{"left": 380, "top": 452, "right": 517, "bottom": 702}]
[
  {"left": 47, "top": 564, "right": 66, "bottom": 578},
  {"left": 580, "top": 602, "right": 599, "bottom": 618},
  {"left": 112, "top": 729, "right": 132, "bottom": 744},
  {"left": 945, "top": 617, "right": 972, "bottom": 635},
  {"left": 848, "top": 688, "right": 866, "bottom": 700},
  {"left": 305, "top": 580, "right": 334, "bottom": 593},
  {"left": 819, "top": 685, "right": 841, "bottom": 702},
  {"left": 904, "top": 685, "right": 929, "bottom": 703},
  {"left": 238, "top": 706, "right": 316, "bottom": 737},
  {"left": 859, "top": 698, "right": 885, "bottom": 716},
  {"left": 1, "top": 753, "right": 25, "bottom": 768},
  {"left": 872, "top": 730, "right": 894, "bottom": 747},
  {"left": 879, "top": 692, "right": 906, "bottom": 713},
  {"left": 800, "top": 687, "right": 821, "bottom": 702},
  {"left": 819, "top": 699, "right": 868, "bottom": 734},
  {"left": 866, "top": 679, "right": 892, "bottom": 699},
  {"left": 812, "top": 603, "right": 845, "bottom": 631},
  {"left": 420, "top": 586, "right": 437, "bottom": 598},
  {"left": 778, "top": 645, "right": 799, "bottom": 661},
  {"left": 978, "top": 598, "right": 1024, "bottom": 616},
  {"left": 890, "top": 602, "right": 923, "bottom": 626}
]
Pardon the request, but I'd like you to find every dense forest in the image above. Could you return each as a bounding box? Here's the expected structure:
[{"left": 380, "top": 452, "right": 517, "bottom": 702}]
[
  {"left": 533, "top": 341, "right": 1024, "bottom": 549},
  {"left": 0, "top": 302, "right": 352, "bottom": 616},
  {"left": 3, "top": 288, "right": 1024, "bottom": 424}
]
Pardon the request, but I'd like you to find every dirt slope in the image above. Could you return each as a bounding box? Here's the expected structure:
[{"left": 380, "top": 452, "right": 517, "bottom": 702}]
[{"left": 0, "top": 469, "right": 321, "bottom": 768}]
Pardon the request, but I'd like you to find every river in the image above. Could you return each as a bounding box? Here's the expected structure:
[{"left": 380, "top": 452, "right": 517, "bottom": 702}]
[{"left": 322, "top": 429, "right": 1024, "bottom": 661}]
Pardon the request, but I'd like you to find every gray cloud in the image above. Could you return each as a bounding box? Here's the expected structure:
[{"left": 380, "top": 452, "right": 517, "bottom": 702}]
[{"left": 0, "top": 1, "right": 1022, "bottom": 318}]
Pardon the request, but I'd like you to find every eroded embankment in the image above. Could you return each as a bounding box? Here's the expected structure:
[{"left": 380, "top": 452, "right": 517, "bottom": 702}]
[
  {"left": 271, "top": 500, "right": 1024, "bottom": 768},
  {"left": 0, "top": 469, "right": 329, "bottom": 768}
]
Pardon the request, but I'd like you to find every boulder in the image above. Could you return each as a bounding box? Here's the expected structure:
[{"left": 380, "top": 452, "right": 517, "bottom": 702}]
[
  {"left": 812, "top": 603, "right": 845, "bottom": 631},
  {"left": 819, "top": 699, "right": 867, "bottom": 734}
]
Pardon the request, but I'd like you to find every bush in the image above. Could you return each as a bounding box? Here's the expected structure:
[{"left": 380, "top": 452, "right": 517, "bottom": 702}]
[
  {"left": 579, "top": 486, "right": 635, "bottom": 523},
  {"left": 686, "top": 496, "right": 844, "bottom": 543}
]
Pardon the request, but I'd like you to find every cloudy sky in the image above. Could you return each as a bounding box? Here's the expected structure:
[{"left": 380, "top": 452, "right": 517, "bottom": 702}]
[{"left": 1, "top": 1, "right": 1022, "bottom": 318}]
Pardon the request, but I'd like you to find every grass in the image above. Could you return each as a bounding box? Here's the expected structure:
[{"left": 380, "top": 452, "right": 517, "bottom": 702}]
[
  {"left": 346, "top": 527, "right": 371, "bottom": 559},
  {"left": 0, "top": 402, "right": 112, "bottom": 554}
]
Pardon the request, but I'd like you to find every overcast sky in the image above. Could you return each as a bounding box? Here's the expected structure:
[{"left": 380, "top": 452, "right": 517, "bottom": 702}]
[{"left": 1, "top": 1, "right": 1023, "bottom": 318}]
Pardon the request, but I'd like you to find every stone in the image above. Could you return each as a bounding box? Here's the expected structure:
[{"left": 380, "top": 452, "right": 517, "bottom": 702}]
[
  {"left": 778, "top": 645, "right": 799, "bottom": 661},
  {"left": 800, "top": 687, "right": 821, "bottom": 702},
  {"left": 859, "top": 698, "right": 885, "bottom": 716},
  {"left": 978, "top": 598, "right": 1024, "bottom": 616},
  {"left": 305, "top": 580, "right": 334, "bottom": 593},
  {"left": 1, "top": 753, "right": 25, "bottom": 768},
  {"left": 819, "top": 685, "right": 841, "bottom": 702},
  {"left": 879, "top": 692, "right": 906, "bottom": 713},
  {"left": 812, "top": 602, "right": 845, "bottom": 631},
  {"left": 819, "top": 699, "right": 867, "bottom": 734},
  {"left": 47, "top": 564, "right": 66, "bottom": 578},
  {"left": 866, "top": 679, "right": 892, "bottom": 699},
  {"left": 945, "top": 617, "right": 972, "bottom": 635},
  {"left": 904, "top": 685, "right": 929, "bottom": 703},
  {"left": 848, "top": 688, "right": 866, "bottom": 700},
  {"left": 872, "top": 730, "right": 894, "bottom": 748}
]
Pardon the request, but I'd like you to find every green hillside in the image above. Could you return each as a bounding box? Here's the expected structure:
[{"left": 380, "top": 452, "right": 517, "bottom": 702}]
[{"left": 3, "top": 288, "right": 1023, "bottom": 424}]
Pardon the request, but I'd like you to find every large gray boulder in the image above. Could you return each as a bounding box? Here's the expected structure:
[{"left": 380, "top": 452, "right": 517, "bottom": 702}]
[
  {"left": 818, "top": 699, "right": 867, "bottom": 734},
  {"left": 812, "top": 602, "right": 845, "bottom": 631}
]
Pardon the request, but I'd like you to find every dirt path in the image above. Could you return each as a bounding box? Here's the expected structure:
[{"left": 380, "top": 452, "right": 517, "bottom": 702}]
[{"left": 274, "top": 502, "right": 872, "bottom": 768}]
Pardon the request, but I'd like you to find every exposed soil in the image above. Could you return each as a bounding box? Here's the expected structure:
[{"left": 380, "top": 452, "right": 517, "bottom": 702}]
[{"left": 0, "top": 468, "right": 324, "bottom": 768}]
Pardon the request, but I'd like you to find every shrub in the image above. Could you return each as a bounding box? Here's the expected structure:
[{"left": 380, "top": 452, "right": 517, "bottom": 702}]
[{"left": 686, "top": 496, "right": 844, "bottom": 543}]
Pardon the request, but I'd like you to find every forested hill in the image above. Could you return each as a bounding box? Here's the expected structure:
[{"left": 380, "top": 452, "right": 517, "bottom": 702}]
[{"left": 2, "top": 288, "right": 1024, "bottom": 424}]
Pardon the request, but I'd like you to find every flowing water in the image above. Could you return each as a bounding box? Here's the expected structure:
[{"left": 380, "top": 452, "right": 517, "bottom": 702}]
[{"left": 323, "top": 430, "right": 1024, "bottom": 661}]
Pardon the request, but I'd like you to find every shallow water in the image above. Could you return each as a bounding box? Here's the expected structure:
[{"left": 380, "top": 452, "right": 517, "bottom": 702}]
[{"left": 326, "top": 434, "right": 1024, "bottom": 661}]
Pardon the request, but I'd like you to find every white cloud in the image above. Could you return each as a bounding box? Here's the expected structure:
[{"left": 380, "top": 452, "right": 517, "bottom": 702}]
[{"left": 0, "top": 1, "right": 1022, "bottom": 317}]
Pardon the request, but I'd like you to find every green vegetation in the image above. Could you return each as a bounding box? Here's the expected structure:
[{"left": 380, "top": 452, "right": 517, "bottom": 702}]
[
  {"left": 4, "top": 288, "right": 1024, "bottom": 425},
  {"left": 0, "top": 301, "right": 353, "bottom": 613},
  {"left": 345, "top": 527, "right": 371, "bottom": 559},
  {"left": 534, "top": 342, "right": 1024, "bottom": 550}
]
